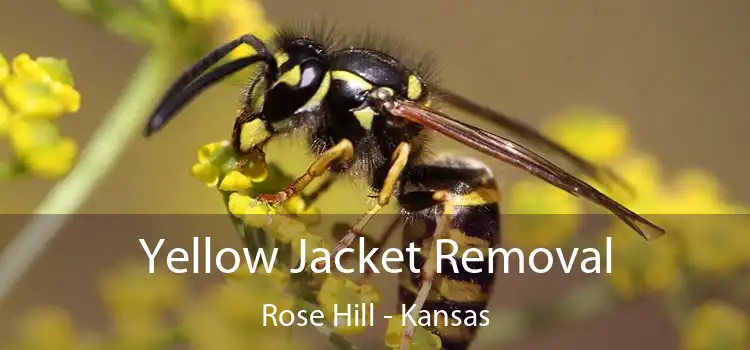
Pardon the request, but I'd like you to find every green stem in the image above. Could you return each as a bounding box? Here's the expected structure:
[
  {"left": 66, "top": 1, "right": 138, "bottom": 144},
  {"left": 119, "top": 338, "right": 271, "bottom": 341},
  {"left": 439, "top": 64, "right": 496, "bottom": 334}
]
[{"left": 0, "top": 50, "right": 173, "bottom": 304}]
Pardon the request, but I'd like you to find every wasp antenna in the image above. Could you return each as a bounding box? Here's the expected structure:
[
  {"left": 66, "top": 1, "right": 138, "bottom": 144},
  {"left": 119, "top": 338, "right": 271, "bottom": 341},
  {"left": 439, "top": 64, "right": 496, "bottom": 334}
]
[
  {"left": 145, "top": 56, "right": 272, "bottom": 136},
  {"left": 144, "top": 35, "right": 276, "bottom": 137}
]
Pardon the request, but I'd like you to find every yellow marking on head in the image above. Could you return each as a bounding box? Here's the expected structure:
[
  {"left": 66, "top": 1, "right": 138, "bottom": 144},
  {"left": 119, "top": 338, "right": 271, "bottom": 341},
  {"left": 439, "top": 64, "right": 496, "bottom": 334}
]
[
  {"left": 436, "top": 278, "right": 488, "bottom": 303},
  {"left": 407, "top": 75, "right": 423, "bottom": 100},
  {"left": 239, "top": 119, "right": 271, "bottom": 152},
  {"left": 298, "top": 73, "right": 330, "bottom": 111},
  {"left": 249, "top": 93, "right": 265, "bottom": 115},
  {"left": 247, "top": 79, "right": 266, "bottom": 114},
  {"left": 276, "top": 65, "right": 301, "bottom": 87},
  {"left": 353, "top": 107, "right": 376, "bottom": 130},
  {"left": 451, "top": 188, "right": 500, "bottom": 206},
  {"left": 274, "top": 51, "right": 289, "bottom": 67},
  {"left": 331, "top": 70, "right": 373, "bottom": 90}
]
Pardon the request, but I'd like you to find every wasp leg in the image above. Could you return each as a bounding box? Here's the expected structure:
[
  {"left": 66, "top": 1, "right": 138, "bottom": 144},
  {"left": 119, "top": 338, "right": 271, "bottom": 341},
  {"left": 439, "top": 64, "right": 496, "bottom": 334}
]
[
  {"left": 301, "top": 172, "right": 340, "bottom": 208},
  {"left": 355, "top": 216, "right": 403, "bottom": 283},
  {"left": 400, "top": 192, "right": 456, "bottom": 350},
  {"left": 257, "top": 139, "right": 354, "bottom": 205},
  {"left": 329, "top": 142, "right": 411, "bottom": 257}
]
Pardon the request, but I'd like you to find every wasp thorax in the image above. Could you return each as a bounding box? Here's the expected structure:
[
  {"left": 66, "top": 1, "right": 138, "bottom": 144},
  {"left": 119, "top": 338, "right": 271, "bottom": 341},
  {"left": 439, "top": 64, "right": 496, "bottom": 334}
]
[{"left": 262, "top": 39, "right": 331, "bottom": 123}]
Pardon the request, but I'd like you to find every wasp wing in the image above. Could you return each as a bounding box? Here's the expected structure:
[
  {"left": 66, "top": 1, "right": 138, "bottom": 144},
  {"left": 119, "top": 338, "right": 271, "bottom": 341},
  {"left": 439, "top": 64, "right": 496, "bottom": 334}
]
[
  {"left": 383, "top": 98, "right": 665, "bottom": 240},
  {"left": 434, "top": 87, "right": 634, "bottom": 195}
]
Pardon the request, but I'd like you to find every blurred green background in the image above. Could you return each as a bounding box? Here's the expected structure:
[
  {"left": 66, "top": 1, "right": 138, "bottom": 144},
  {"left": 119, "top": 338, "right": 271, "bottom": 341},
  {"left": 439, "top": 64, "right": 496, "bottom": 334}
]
[{"left": 0, "top": 0, "right": 749, "bottom": 349}]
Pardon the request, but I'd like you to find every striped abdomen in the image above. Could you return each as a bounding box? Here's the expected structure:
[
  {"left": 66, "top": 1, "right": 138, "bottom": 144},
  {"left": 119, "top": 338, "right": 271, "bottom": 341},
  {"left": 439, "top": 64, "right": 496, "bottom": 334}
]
[{"left": 397, "top": 157, "right": 501, "bottom": 350}]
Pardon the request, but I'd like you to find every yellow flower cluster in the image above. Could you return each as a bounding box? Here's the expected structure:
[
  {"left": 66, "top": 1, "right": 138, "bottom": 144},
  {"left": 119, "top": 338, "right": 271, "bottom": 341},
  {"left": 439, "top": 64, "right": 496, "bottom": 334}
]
[
  {"left": 0, "top": 53, "right": 80, "bottom": 179},
  {"left": 100, "top": 263, "right": 185, "bottom": 348},
  {"left": 168, "top": 0, "right": 277, "bottom": 59},
  {"left": 4, "top": 307, "right": 96, "bottom": 350},
  {"left": 5, "top": 261, "right": 300, "bottom": 350},
  {"left": 605, "top": 226, "right": 682, "bottom": 298},
  {"left": 184, "top": 270, "right": 297, "bottom": 350},
  {"left": 504, "top": 180, "right": 582, "bottom": 249},
  {"left": 191, "top": 140, "right": 383, "bottom": 339},
  {"left": 317, "top": 275, "right": 381, "bottom": 335},
  {"left": 507, "top": 108, "right": 750, "bottom": 299},
  {"left": 683, "top": 301, "right": 748, "bottom": 350}
]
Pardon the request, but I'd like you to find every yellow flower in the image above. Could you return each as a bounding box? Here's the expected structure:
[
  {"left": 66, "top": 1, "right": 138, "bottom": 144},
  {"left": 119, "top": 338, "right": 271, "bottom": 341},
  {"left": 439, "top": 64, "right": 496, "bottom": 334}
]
[
  {"left": 598, "top": 153, "right": 667, "bottom": 212},
  {"left": 101, "top": 263, "right": 184, "bottom": 319},
  {"left": 0, "top": 98, "right": 12, "bottom": 135},
  {"left": 0, "top": 53, "right": 8, "bottom": 85},
  {"left": 683, "top": 301, "right": 748, "bottom": 350},
  {"left": 384, "top": 315, "right": 442, "bottom": 350},
  {"left": 227, "top": 264, "right": 290, "bottom": 286},
  {"left": 182, "top": 277, "right": 296, "bottom": 350},
  {"left": 317, "top": 275, "right": 381, "bottom": 335},
  {"left": 291, "top": 232, "right": 330, "bottom": 269},
  {"left": 227, "top": 192, "right": 276, "bottom": 226},
  {"left": 11, "top": 307, "right": 80, "bottom": 350},
  {"left": 24, "top": 137, "right": 77, "bottom": 178},
  {"left": 3, "top": 54, "right": 80, "bottom": 118},
  {"left": 7, "top": 118, "right": 78, "bottom": 178},
  {"left": 219, "top": 170, "right": 253, "bottom": 191},
  {"left": 605, "top": 226, "right": 682, "bottom": 298},
  {"left": 668, "top": 170, "right": 731, "bottom": 214},
  {"left": 504, "top": 179, "right": 582, "bottom": 249},
  {"left": 676, "top": 213, "right": 750, "bottom": 273},
  {"left": 283, "top": 195, "right": 322, "bottom": 225},
  {"left": 168, "top": 0, "right": 227, "bottom": 23},
  {"left": 543, "top": 108, "right": 631, "bottom": 164},
  {"left": 272, "top": 216, "right": 309, "bottom": 243},
  {"left": 652, "top": 169, "right": 750, "bottom": 272},
  {"left": 190, "top": 141, "right": 268, "bottom": 190},
  {"left": 219, "top": 0, "right": 277, "bottom": 60}
]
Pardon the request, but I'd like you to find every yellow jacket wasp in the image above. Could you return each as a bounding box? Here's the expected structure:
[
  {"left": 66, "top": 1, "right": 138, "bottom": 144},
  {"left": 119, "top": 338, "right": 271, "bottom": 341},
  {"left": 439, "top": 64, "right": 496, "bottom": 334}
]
[{"left": 144, "top": 24, "right": 665, "bottom": 350}]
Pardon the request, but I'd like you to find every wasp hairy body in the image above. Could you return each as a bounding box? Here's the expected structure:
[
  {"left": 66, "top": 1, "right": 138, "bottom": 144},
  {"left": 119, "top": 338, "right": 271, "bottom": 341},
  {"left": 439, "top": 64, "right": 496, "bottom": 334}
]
[{"left": 144, "top": 23, "right": 665, "bottom": 350}]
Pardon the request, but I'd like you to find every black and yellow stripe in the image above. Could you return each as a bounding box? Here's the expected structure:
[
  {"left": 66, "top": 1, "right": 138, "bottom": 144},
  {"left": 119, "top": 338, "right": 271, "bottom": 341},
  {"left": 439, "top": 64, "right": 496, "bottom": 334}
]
[{"left": 397, "top": 157, "right": 501, "bottom": 350}]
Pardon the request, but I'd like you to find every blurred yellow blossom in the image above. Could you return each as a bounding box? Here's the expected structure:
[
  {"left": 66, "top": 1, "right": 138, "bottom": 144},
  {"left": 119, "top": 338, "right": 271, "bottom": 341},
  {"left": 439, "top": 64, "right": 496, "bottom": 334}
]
[
  {"left": 543, "top": 108, "right": 630, "bottom": 164},
  {"left": 4, "top": 54, "right": 80, "bottom": 118},
  {"left": 101, "top": 263, "right": 184, "bottom": 319},
  {"left": 219, "top": 0, "right": 277, "bottom": 59},
  {"left": 318, "top": 275, "right": 381, "bottom": 335},
  {"left": 0, "top": 98, "right": 11, "bottom": 135},
  {"left": 384, "top": 315, "right": 442, "bottom": 350},
  {"left": 668, "top": 170, "right": 733, "bottom": 214},
  {"left": 7, "top": 118, "right": 78, "bottom": 178},
  {"left": 291, "top": 232, "right": 330, "bottom": 268},
  {"left": 182, "top": 276, "right": 297, "bottom": 350},
  {"left": 168, "top": 0, "right": 227, "bottom": 23},
  {"left": 505, "top": 179, "right": 582, "bottom": 249},
  {"left": 1, "top": 52, "right": 79, "bottom": 180},
  {"left": 605, "top": 225, "right": 682, "bottom": 298},
  {"left": 167, "top": 0, "right": 276, "bottom": 60},
  {"left": 676, "top": 214, "right": 750, "bottom": 274},
  {"left": 100, "top": 264, "right": 186, "bottom": 349},
  {"left": 0, "top": 53, "right": 8, "bottom": 84},
  {"left": 683, "top": 301, "right": 748, "bottom": 350},
  {"left": 8, "top": 307, "right": 81, "bottom": 350},
  {"left": 598, "top": 153, "right": 667, "bottom": 210}
]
